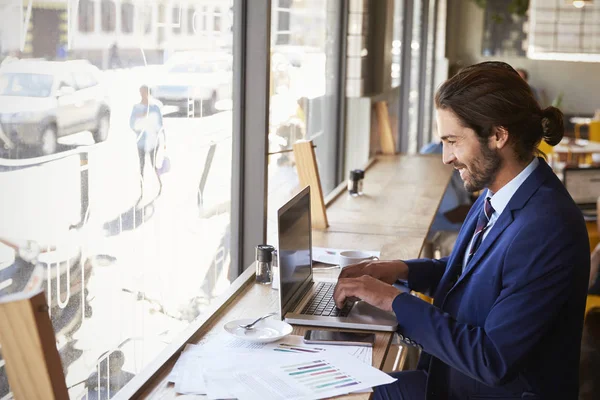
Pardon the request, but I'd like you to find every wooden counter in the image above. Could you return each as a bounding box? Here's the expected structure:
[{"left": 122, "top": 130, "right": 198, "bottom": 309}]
[
  {"left": 326, "top": 155, "right": 453, "bottom": 236},
  {"left": 124, "top": 155, "right": 453, "bottom": 399}
]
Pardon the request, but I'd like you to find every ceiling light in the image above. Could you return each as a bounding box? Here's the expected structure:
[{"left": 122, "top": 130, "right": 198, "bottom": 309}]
[{"left": 571, "top": 0, "right": 592, "bottom": 8}]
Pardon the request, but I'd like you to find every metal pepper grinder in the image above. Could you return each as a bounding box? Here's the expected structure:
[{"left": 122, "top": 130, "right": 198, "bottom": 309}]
[{"left": 255, "top": 245, "right": 274, "bottom": 284}]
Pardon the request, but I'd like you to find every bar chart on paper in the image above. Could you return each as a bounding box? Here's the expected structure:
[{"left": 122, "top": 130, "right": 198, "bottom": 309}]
[{"left": 283, "top": 359, "right": 361, "bottom": 393}]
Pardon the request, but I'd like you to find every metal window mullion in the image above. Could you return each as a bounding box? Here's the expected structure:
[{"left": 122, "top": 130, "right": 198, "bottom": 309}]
[
  {"left": 335, "top": 0, "right": 349, "bottom": 186},
  {"left": 425, "top": 0, "right": 439, "bottom": 143},
  {"left": 416, "top": 0, "right": 429, "bottom": 151},
  {"left": 398, "top": 0, "right": 413, "bottom": 154},
  {"left": 231, "top": 0, "right": 271, "bottom": 276}
]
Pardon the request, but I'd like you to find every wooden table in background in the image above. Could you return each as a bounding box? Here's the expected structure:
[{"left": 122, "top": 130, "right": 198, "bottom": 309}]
[
  {"left": 131, "top": 155, "right": 453, "bottom": 399},
  {"left": 554, "top": 139, "right": 600, "bottom": 166}
]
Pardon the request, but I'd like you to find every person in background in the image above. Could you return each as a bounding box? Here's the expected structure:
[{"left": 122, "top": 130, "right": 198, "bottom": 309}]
[
  {"left": 109, "top": 42, "right": 121, "bottom": 69},
  {"left": 334, "top": 61, "right": 590, "bottom": 399},
  {"left": 129, "top": 85, "right": 164, "bottom": 196}
]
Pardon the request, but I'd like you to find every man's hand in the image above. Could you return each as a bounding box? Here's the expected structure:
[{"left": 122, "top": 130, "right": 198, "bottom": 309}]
[
  {"left": 333, "top": 276, "right": 402, "bottom": 312},
  {"left": 339, "top": 260, "right": 409, "bottom": 284}
]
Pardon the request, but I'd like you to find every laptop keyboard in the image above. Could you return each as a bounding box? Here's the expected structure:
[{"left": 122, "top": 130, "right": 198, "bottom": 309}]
[{"left": 301, "top": 282, "right": 354, "bottom": 317}]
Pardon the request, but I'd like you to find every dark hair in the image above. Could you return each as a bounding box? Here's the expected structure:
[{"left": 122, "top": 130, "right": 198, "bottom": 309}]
[
  {"left": 516, "top": 68, "right": 529, "bottom": 80},
  {"left": 435, "top": 61, "right": 563, "bottom": 161}
]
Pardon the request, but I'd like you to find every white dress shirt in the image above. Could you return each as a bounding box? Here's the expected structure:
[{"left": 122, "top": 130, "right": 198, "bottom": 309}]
[{"left": 462, "top": 157, "right": 540, "bottom": 272}]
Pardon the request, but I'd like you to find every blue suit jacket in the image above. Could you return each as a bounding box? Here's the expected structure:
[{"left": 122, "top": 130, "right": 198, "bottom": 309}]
[{"left": 393, "top": 158, "right": 590, "bottom": 399}]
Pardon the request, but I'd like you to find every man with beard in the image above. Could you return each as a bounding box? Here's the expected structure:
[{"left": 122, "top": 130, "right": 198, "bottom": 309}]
[{"left": 333, "top": 62, "right": 590, "bottom": 399}]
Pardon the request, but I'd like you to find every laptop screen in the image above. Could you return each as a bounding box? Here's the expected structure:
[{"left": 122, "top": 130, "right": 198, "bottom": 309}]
[
  {"left": 564, "top": 168, "right": 600, "bottom": 205},
  {"left": 277, "top": 187, "right": 312, "bottom": 317}
]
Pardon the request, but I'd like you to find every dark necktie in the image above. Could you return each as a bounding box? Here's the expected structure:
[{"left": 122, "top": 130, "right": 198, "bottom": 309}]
[{"left": 466, "top": 197, "right": 495, "bottom": 266}]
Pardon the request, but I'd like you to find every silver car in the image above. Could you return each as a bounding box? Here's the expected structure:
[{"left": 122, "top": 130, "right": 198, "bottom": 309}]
[
  {"left": 151, "top": 51, "right": 232, "bottom": 117},
  {"left": 0, "top": 60, "right": 110, "bottom": 156}
]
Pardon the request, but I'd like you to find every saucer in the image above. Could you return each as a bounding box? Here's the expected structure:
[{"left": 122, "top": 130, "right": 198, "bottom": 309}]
[{"left": 223, "top": 318, "right": 293, "bottom": 343}]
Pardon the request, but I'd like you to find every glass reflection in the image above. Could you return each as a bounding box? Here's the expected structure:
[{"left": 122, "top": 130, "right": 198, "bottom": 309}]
[{"left": 0, "top": 1, "right": 235, "bottom": 398}]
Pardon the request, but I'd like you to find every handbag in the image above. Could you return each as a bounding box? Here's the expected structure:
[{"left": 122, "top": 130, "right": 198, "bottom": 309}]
[
  {"left": 155, "top": 128, "right": 170, "bottom": 175},
  {"left": 157, "top": 155, "right": 171, "bottom": 175}
]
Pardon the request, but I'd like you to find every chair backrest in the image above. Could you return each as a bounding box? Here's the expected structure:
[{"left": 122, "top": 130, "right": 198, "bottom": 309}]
[
  {"left": 538, "top": 139, "right": 554, "bottom": 156},
  {"left": 0, "top": 291, "right": 68, "bottom": 399},
  {"left": 588, "top": 120, "right": 600, "bottom": 143}
]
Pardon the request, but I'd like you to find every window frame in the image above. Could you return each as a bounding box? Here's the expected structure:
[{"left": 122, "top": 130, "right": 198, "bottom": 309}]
[{"left": 398, "top": 0, "right": 413, "bottom": 153}]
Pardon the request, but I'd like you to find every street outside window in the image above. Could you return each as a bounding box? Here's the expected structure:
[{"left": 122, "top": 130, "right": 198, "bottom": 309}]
[{"left": 0, "top": 1, "right": 235, "bottom": 398}]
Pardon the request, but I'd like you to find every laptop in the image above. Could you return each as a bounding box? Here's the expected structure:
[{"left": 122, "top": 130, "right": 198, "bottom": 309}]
[
  {"left": 276, "top": 186, "right": 398, "bottom": 332},
  {"left": 563, "top": 167, "right": 600, "bottom": 220}
]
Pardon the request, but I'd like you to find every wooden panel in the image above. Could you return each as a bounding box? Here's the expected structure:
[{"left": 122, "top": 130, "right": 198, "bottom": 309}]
[
  {"left": 294, "top": 140, "right": 329, "bottom": 229},
  {"left": 0, "top": 291, "right": 68, "bottom": 400},
  {"left": 375, "top": 102, "right": 395, "bottom": 155}
]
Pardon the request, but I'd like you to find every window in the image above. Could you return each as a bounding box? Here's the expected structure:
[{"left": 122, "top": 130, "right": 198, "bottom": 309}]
[
  {"left": 481, "top": 0, "right": 527, "bottom": 57},
  {"left": 267, "top": 0, "right": 343, "bottom": 241},
  {"left": 172, "top": 5, "right": 182, "bottom": 34},
  {"left": 0, "top": 1, "right": 236, "bottom": 399},
  {"left": 529, "top": 0, "right": 600, "bottom": 61},
  {"left": 274, "top": 0, "right": 292, "bottom": 44},
  {"left": 121, "top": 1, "right": 135, "bottom": 34},
  {"left": 188, "top": 8, "right": 196, "bottom": 34},
  {"left": 139, "top": 4, "right": 153, "bottom": 34},
  {"left": 78, "top": 0, "right": 95, "bottom": 33},
  {"left": 202, "top": 6, "right": 209, "bottom": 33},
  {"left": 213, "top": 8, "right": 222, "bottom": 32},
  {"left": 101, "top": 0, "right": 116, "bottom": 33}
]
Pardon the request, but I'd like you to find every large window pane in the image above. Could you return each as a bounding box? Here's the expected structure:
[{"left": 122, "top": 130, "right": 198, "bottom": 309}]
[
  {"left": 0, "top": 1, "right": 235, "bottom": 398},
  {"left": 267, "top": 0, "right": 342, "bottom": 241}
]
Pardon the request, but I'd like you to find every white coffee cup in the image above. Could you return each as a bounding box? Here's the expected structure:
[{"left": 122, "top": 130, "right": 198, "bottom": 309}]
[{"left": 338, "top": 250, "right": 379, "bottom": 268}]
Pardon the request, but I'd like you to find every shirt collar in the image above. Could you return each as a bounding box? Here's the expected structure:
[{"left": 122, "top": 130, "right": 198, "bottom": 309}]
[{"left": 487, "top": 157, "right": 539, "bottom": 216}]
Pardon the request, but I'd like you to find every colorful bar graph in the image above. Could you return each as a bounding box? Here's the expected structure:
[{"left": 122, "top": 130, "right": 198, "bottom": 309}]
[{"left": 280, "top": 359, "right": 362, "bottom": 393}]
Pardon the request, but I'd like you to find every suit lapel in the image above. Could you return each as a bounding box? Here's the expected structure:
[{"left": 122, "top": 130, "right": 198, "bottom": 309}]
[{"left": 454, "top": 210, "right": 514, "bottom": 285}]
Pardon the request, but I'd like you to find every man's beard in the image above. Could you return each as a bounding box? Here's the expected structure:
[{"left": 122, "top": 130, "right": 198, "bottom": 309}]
[{"left": 458, "top": 142, "right": 502, "bottom": 193}]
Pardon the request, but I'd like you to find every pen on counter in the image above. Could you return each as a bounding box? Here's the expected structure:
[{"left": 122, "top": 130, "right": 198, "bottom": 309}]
[{"left": 279, "top": 343, "right": 326, "bottom": 351}]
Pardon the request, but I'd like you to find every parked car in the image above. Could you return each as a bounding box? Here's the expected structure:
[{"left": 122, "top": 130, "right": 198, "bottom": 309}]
[
  {"left": 150, "top": 51, "right": 232, "bottom": 117},
  {"left": 0, "top": 60, "right": 110, "bottom": 156}
]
